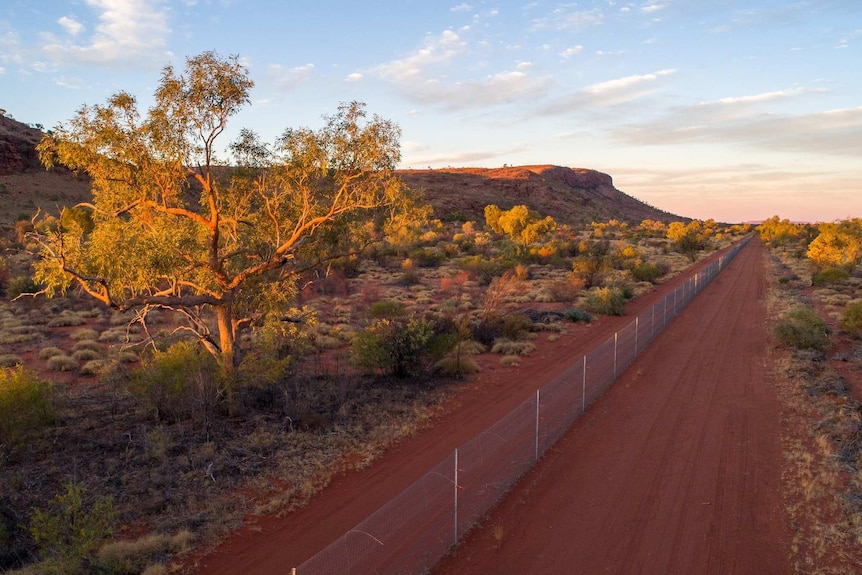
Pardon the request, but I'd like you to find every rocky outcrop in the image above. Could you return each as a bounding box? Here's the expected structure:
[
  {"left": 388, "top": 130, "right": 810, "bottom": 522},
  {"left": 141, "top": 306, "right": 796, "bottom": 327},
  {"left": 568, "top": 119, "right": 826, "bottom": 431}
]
[{"left": 0, "top": 115, "right": 43, "bottom": 175}]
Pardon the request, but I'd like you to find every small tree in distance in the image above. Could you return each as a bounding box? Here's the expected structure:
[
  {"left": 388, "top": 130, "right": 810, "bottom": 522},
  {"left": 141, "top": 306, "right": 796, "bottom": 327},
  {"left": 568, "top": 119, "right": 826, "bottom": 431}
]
[{"left": 32, "top": 51, "right": 423, "bottom": 377}]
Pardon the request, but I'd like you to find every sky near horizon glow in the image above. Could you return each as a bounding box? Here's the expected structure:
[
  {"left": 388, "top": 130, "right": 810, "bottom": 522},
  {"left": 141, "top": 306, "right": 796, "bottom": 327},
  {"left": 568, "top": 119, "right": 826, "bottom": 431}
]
[{"left": 1, "top": 0, "right": 860, "bottom": 223}]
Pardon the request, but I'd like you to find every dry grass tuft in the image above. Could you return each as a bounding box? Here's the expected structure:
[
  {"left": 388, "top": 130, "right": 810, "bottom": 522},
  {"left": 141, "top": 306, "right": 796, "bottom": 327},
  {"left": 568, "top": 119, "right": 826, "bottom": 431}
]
[
  {"left": 46, "top": 354, "right": 78, "bottom": 371},
  {"left": 499, "top": 355, "right": 521, "bottom": 367},
  {"left": 490, "top": 339, "right": 536, "bottom": 356}
]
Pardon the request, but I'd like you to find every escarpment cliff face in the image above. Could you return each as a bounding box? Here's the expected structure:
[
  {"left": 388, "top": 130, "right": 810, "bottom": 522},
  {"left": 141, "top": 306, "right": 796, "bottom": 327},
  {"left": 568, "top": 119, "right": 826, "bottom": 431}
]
[
  {"left": 0, "top": 115, "right": 43, "bottom": 175},
  {"left": 398, "top": 164, "right": 678, "bottom": 226}
]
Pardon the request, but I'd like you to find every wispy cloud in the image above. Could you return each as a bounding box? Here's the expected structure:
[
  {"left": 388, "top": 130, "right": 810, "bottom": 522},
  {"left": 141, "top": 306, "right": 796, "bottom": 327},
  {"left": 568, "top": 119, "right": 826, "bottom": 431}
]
[
  {"left": 614, "top": 88, "right": 860, "bottom": 157},
  {"left": 268, "top": 63, "right": 315, "bottom": 90},
  {"left": 539, "top": 68, "right": 676, "bottom": 114},
  {"left": 41, "top": 0, "right": 170, "bottom": 65},
  {"left": 559, "top": 45, "right": 584, "bottom": 58},
  {"left": 451, "top": 3, "right": 472, "bottom": 12},
  {"left": 374, "top": 30, "right": 552, "bottom": 110},
  {"left": 640, "top": 3, "right": 669, "bottom": 14},
  {"left": 531, "top": 6, "right": 603, "bottom": 31}
]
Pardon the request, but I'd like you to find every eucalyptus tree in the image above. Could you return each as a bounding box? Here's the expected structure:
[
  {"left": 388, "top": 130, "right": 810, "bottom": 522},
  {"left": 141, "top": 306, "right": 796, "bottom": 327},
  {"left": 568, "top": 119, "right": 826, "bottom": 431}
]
[{"left": 34, "top": 51, "right": 421, "bottom": 374}]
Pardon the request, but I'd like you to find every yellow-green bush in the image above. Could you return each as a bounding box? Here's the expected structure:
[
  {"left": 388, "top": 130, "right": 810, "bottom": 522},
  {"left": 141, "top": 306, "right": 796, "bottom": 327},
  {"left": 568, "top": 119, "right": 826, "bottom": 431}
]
[
  {"left": 0, "top": 366, "right": 54, "bottom": 453},
  {"left": 774, "top": 305, "right": 830, "bottom": 351},
  {"left": 840, "top": 301, "right": 862, "bottom": 338}
]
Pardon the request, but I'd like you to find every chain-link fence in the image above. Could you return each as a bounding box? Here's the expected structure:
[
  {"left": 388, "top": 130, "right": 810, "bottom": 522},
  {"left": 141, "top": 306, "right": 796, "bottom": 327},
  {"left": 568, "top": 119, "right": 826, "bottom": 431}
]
[{"left": 295, "top": 237, "right": 751, "bottom": 574}]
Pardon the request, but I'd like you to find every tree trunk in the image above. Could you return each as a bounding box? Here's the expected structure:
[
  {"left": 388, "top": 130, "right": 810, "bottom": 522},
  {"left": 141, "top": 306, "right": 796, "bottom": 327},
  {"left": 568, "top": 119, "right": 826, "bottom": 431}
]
[{"left": 214, "top": 303, "right": 241, "bottom": 413}]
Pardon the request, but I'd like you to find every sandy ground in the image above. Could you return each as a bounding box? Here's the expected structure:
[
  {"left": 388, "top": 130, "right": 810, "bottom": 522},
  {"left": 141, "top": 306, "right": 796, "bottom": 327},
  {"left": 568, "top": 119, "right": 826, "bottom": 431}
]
[{"left": 193, "top": 240, "right": 788, "bottom": 574}]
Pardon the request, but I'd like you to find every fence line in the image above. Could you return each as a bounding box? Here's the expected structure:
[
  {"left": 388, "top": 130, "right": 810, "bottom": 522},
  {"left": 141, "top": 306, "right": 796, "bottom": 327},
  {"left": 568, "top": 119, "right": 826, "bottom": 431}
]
[{"left": 296, "top": 237, "right": 751, "bottom": 574}]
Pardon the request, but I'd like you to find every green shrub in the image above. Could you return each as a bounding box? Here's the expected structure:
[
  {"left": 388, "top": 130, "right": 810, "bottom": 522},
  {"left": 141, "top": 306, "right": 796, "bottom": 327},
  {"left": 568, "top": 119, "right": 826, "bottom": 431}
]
[
  {"left": 0, "top": 366, "right": 54, "bottom": 451},
  {"left": 840, "top": 301, "right": 862, "bottom": 338},
  {"left": 5, "top": 275, "right": 40, "bottom": 299},
  {"left": 130, "top": 340, "right": 224, "bottom": 424},
  {"left": 564, "top": 308, "right": 593, "bottom": 323},
  {"left": 408, "top": 247, "right": 446, "bottom": 268},
  {"left": 630, "top": 263, "right": 666, "bottom": 283},
  {"left": 812, "top": 267, "right": 850, "bottom": 286},
  {"left": 369, "top": 299, "right": 406, "bottom": 319},
  {"left": 585, "top": 287, "right": 627, "bottom": 316},
  {"left": 351, "top": 318, "right": 433, "bottom": 378},
  {"left": 29, "top": 482, "right": 115, "bottom": 570},
  {"left": 774, "top": 305, "right": 830, "bottom": 350}
]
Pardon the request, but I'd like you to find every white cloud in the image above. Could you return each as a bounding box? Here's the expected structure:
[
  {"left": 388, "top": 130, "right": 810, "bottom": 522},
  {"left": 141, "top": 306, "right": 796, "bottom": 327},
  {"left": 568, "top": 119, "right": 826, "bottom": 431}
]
[
  {"left": 376, "top": 29, "right": 466, "bottom": 83},
  {"left": 41, "top": 0, "right": 170, "bottom": 65},
  {"left": 560, "top": 46, "right": 584, "bottom": 58},
  {"left": 640, "top": 3, "right": 668, "bottom": 14},
  {"left": 532, "top": 7, "right": 603, "bottom": 31},
  {"left": 58, "top": 16, "right": 84, "bottom": 36},
  {"left": 451, "top": 3, "right": 472, "bottom": 12},
  {"left": 268, "top": 63, "right": 315, "bottom": 90},
  {"left": 345, "top": 72, "right": 363, "bottom": 82},
  {"left": 539, "top": 69, "right": 676, "bottom": 114}
]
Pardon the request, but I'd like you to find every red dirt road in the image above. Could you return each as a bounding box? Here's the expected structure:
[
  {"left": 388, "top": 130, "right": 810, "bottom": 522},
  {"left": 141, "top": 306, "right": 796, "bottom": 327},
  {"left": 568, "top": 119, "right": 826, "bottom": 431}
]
[
  {"left": 194, "top": 240, "right": 788, "bottom": 574},
  {"left": 435, "top": 239, "right": 789, "bottom": 574}
]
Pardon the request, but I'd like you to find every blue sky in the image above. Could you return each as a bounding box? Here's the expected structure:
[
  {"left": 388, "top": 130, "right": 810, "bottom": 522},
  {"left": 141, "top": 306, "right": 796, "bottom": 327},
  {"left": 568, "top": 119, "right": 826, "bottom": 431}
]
[{"left": 1, "top": 1, "right": 860, "bottom": 223}]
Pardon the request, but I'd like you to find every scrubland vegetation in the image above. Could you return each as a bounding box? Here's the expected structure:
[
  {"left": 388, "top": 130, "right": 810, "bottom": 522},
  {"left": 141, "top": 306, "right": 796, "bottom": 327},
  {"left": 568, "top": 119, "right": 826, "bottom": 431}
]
[
  {"left": 759, "top": 216, "right": 862, "bottom": 573},
  {"left": 0, "top": 50, "right": 748, "bottom": 574}
]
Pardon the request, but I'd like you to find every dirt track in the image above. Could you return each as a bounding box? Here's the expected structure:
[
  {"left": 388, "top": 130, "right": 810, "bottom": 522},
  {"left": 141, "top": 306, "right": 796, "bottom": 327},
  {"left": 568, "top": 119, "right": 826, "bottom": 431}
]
[
  {"left": 435, "top": 239, "right": 789, "bottom": 574},
  {"left": 194, "top": 240, "right": 788, "bottom": 574}
]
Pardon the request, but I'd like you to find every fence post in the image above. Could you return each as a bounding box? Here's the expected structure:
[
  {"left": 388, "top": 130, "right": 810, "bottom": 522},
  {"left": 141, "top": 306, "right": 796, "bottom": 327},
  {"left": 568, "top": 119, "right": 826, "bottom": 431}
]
[
  {"left": 635, "top": 316, "right": 639, "bottom": 356},
  {"left": 613, "top": 332, "right": 618, "bottom": 380},
  {"left": 534, "top": 390, "right": 540, "bottom": 461},
  {"left": 453, "top": 448, "right": 459, "bottom": 542}
]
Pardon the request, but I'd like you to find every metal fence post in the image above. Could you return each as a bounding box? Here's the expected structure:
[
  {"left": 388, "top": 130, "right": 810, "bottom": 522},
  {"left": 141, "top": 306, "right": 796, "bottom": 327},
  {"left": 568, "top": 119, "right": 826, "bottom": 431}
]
[
  {"left": 635, "top": 316, "right": 639, "bottom": 356},
  {"left": 613, "top": 332, "right": 618, "bottom": 379}
]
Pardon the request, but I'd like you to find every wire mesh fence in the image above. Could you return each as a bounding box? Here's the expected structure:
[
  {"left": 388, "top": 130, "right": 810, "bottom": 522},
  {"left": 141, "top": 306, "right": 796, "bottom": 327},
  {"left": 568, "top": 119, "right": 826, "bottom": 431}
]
[{"left": 296, "top": 237, "right": 750, "bottom": 574}]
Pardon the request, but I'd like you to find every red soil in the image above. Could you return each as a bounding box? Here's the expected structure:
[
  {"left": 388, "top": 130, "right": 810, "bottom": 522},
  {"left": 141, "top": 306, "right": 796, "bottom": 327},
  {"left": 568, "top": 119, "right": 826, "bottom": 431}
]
[{"left": 193, "top": 240, "right": 789, "bottom": 574}]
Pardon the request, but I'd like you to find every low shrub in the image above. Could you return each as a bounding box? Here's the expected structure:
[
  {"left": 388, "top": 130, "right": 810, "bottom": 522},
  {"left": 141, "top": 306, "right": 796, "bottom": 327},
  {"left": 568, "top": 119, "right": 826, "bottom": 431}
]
[
  {"left": 433, "top": 355, "right": 481, "bottom": 378},
  {"left": 39, "top": 346, "right": 66, "bottom": 359},
  {"left": 500, "top": 355, "right": 521, "bottom": 367},
  {"left": 130, "top": 340, "right": 225, "bottom": 424},
  {"left": 47, "top": 355, "right": 78, "bottom": 371},
  {"left": 564, "top": 308, "right": 593, "bottom": 323},
  {"left": 72, "top": 340, "right": 102, "bottom": 353},
  {"left": 0, "top": 354, "right": 23, "bottom": 367},
  {"left": 29, "top": 482, "right": 115, "bottom": 571},
  {"left": 585, "top": 287, "right": 627, "bottom": 316},
  {"left": 47, "top": 312, "right": 86, "bottom": 327},
  {"left": 72, "top": 348, "right": 101, "bottom": 362},
  {"left": 840, "top": 301, "right": 862, "bottom": 338},
  {"left": 490, "top": 339, "right": 536, "bottom": 356},
  {"left": 80, "top": 360, "right": 105, "bottom": 376},
  {"left": 812, "top": 267, "right": 850, "bottom": 286},
  {"left": 5, "top": 275, "right": 40, "bottom": 299},
  {"left": 630, "top": 263, "right": 666, "bottom": 283},
  {"left": 95, "top": 530, "right": 194, "bottom": 575},
  {"left": 351, "top": 318, "right": 434, "bottom": 378},
  {"left": 773, "top": 305, "right": 830, "bottom": 351},
  {"left": 369, "top": 299, "right": 406, "bottom": 319},
  {"left": 0, "top": 366, "right": 54, "bottom": 451},
  {"left": 69, "top": 328, "right": 99, "bottom": 341}
]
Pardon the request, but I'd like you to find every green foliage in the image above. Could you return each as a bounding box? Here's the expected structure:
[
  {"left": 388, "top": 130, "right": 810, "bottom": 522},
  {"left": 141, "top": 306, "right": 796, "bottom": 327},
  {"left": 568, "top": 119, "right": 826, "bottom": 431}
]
[
  {"left": 774, "top": 305, "right": 830, "bottom": 351},
  {"left": 6, "top": 275, "right": 40, "bottom": 299},
  {"left": 351, "top": 317, "right": 434, "bottom": 378},
  {"left": 840, "top": 302, "right": 862, "bottom": 338},
  {"left": 458, "top": 255, "right": 510, "bottom": 286},
  {"left": 29, "top": 482, "right": 115, "bottom": 570},
  {"left": 585, "top": 287, "right": 627, "bottom": 316},
  {"left": 130, "top": 340, "right": 225, "bottom": 424},
  {"left": 369, "top": 299, "right": 406, "bottom": 319},
  {"left": 0, "top": 366, "right": 54, "bottom": 453},
  {"left": 33, "top": 51, "right": 421, "bottom": 372},
  {"left": 572, "top": 240, "right": 611, "bottom": 288},
  {"left": 630, "top": 262, "right": 666, "bottom": 283},
  {"left": 811, "top": 267, "right": 851, "bottom": 286},
  {"left": 564, "top": 308, "right": 594, "bottom": 323}
]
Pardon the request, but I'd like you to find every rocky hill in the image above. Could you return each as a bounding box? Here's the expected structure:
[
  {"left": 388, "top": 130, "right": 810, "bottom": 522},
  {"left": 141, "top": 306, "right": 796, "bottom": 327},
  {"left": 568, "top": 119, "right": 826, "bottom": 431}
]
[
  {"left": 0, "top": 114, "right": 680, "bottom": 230},
  {"left": 398, "top": 165, "right": 679, "bottom": 226}
]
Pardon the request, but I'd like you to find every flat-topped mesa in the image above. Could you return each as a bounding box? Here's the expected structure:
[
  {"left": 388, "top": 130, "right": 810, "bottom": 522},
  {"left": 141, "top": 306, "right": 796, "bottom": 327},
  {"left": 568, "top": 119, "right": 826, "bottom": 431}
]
[{"left": 397, "top": 164, "right": 676, "bottom": 226}]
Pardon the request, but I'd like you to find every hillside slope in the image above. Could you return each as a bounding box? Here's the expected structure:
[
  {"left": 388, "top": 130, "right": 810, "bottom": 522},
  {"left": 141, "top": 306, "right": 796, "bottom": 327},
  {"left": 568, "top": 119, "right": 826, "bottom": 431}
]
[
  {"left": 0, "top": 114, "right": 680, "bottom": 230},
  {"left": 398, "top": 165, "right": 680, "bottom": 226}
]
